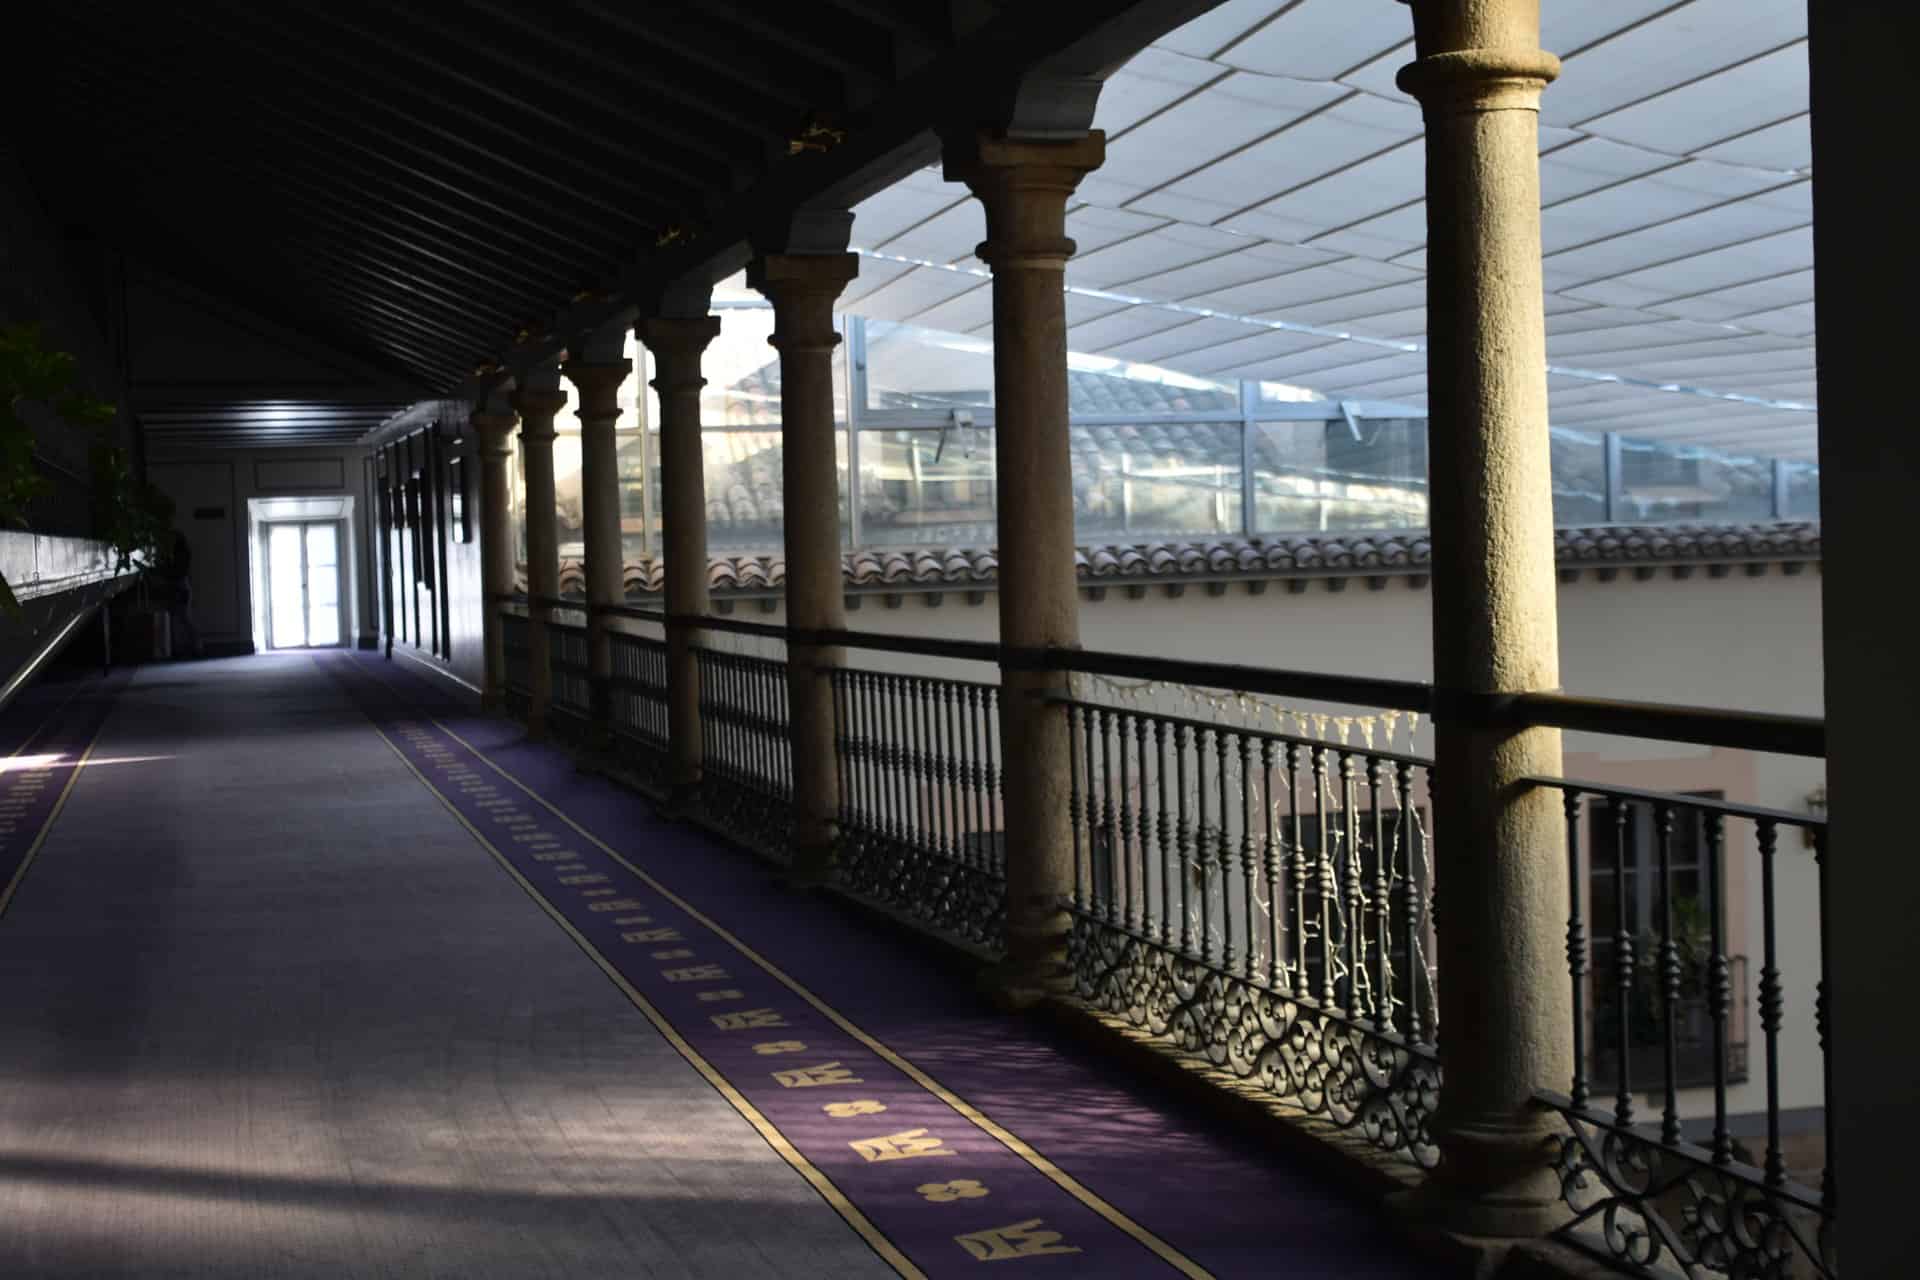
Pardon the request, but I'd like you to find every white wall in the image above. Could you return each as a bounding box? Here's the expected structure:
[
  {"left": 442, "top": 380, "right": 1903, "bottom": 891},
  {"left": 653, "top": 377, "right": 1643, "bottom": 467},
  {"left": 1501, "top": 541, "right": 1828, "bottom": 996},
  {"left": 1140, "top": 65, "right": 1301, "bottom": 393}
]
[{"left": 149, "top": 447, "right": 374, "bottom": 652}]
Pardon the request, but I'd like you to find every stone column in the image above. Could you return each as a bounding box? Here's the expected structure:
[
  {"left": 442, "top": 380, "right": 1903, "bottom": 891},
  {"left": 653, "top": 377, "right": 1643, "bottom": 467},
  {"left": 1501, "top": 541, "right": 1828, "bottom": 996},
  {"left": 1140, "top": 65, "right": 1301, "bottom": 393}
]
[
  {"left": 471, "top": 400, "right": 520, "bottom": 709},
  {"left": 639, "top": 314, "right": 721, "bottom": 810},
  {"left": 511, "top": 378, "right": 568, "bottom": 741},
  {"left": 749, "top": 251, "right": 858, "bottom": 881},
  {"left": 563, "top": 353, "right": 632, "bottom": 742},
  {"left": 946, "top": 129, "right": 1105, "bottom": 1006},
  {"left": 1397, "top": 0, "right": 1569, "bottom": 1237}
]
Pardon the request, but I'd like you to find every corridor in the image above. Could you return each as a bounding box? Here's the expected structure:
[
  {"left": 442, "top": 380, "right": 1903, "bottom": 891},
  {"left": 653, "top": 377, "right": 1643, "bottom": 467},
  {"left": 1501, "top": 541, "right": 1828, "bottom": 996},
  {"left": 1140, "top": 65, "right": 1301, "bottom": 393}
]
[{"left": 0, "top": 655, "right": 1434, "bottom": 1278}]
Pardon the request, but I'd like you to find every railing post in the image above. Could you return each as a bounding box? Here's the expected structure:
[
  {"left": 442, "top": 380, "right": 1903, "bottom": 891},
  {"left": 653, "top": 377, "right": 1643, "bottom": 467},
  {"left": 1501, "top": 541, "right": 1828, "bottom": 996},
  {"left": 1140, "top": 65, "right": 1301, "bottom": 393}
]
[
  {"left": 471, "top": 394, "right": 519, "bottom": 710},
  {"left": 639, "top": 301, "right": 721, "bottom": 815},
  {"left": 946, "top": 125, "right": 1105, "bottom": 1006},
  {"left": 510, "top": 369, "right": 567, "bottom": 741},
  {"left": 750, "top": 230, "right": 859, "bottom": 881},
  {"left": 1397, "top": 0, "right": 1571, "bottom": 1237},
  {"left": 562, "top": 320, "right": 633, "bottom": 746}
]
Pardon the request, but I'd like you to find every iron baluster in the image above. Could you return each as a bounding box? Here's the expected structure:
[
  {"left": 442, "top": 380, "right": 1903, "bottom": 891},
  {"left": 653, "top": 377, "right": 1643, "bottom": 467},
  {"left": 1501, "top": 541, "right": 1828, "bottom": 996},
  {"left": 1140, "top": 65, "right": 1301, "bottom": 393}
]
[
  {"left": 1135, "top": 714, "right": 1152, "bottom": 940},
  {"left": 1263, "top": 738, "right": 1281, "bottom": 989},
  {"left": 1564, "top": 789, "right": 1589, "bottom": 1112},
  {"left": 983, "top": 689, "right": 1001, "bottom": 878},
  {"left": 1314, "top": 746, "right": 1334, "bottom": 1007},
  {"left": 966, "top": 685, "right": 986, "bottom": 868},
  {"left": 1611, "top": 796, "right": 1634, "bottom": 1127},
  {"left": 1289, "top": 743, "right": 1307, "bottom": 998},
  {"left": 1098, "top": 707, "right": 1117, "bottom": 923},
  {"left": 1196, "top": 728, "right": 1213, "bottom": 965},
  {"left": 1370, "top": 758, "right": 1390, "bottom": 1033},
  {"left": 1156, "top": 718, "right": 1172, "bottom": 946},
  {"left": 1656, "top": 801, "right": 1680, "bottom": 1147},
  {"left": 1704, "top": 811, "right": 1731, "bottom": 1164},
  {"left": 1068, "top": 702, "right": 1085, "bottom": 914},
  {"left": 1216, "top": 727, "right": 1232, "bottom": 974},
  {"left": 1118, "top": 710, "right": 1135, "bottom": 931},
  {"left": 1340, "top": 751, "right": 1361, "bottom": 1016},
  {"left": 1813, "top": 823, "right": 1834, "bottom": 1216},
  {"left": 1399, "top": 762, "right": 1423, "bottom": 1042},
  {"left": 944, "top": 682, "right": 962, "bottom": 866},
  {"left": 1239, "top": 732, "right": 1256, "bottom": 982},
  {"left": 1758, "top": 817, "right": 1785, "bottom": 1188},
  {"left": 1175, "top": 724, "right": 1192, "bottom": 957}
]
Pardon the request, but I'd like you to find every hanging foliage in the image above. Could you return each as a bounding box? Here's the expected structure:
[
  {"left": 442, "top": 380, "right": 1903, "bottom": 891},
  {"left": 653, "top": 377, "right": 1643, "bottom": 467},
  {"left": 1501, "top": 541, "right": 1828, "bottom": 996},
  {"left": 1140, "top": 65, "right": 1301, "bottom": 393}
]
[{"left": 0, "top": 323, "right": 125, "bottom": 613}]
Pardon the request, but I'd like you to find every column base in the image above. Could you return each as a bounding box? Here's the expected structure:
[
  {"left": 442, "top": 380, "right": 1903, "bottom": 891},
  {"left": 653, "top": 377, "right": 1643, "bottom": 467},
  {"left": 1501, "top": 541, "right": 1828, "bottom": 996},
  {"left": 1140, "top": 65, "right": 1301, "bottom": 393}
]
[{"left": 1399, "top": 1113, "right": 1570, "bottom": 1240}]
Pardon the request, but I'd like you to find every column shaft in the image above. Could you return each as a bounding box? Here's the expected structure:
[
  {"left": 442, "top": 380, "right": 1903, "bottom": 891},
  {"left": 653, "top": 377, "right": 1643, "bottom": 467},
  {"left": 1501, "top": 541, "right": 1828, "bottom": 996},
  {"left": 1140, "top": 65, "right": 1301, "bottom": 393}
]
[
  {"left": 948, "top": 131, "right": 1104, "bottom": 1004},
  {"left": 640, "top": 317, "right": 722, "bottom": 809},
  {"left": 1399, "top": 0, "right": 1569, "bottom": 1236},
  {"left": 471, "top": 409, "right": 519, "bottom": 708},
  {"left": 565, "top": 361, "right": 632, "bottom": 740},
  {"left": 752, "top": 253, "right": 858, "bottom": 879},
  {"left": 512, "top": 386, "right": 568, "bottom": 740}
]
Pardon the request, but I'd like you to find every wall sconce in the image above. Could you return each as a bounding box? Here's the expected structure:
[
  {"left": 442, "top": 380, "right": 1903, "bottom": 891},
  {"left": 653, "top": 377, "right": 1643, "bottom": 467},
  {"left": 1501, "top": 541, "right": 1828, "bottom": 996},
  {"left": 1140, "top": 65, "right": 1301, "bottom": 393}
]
[{"left": 1803, "top": 784, "right": 1826, "bottom": 848}]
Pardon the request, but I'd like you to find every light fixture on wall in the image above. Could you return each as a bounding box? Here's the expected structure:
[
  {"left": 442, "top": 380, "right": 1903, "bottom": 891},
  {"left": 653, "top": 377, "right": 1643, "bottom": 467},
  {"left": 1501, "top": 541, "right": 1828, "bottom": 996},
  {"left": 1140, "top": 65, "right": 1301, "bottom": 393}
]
[{"left": 1803, "top": 784, "right": 1827, "bottom": 848}]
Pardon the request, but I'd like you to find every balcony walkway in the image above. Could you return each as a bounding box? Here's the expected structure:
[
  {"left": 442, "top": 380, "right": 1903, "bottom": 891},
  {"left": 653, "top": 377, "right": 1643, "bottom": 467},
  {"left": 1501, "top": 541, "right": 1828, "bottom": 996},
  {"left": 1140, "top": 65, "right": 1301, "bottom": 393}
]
[{"left": 0, "top": 652, "right": 1439, "bottom": 1279}]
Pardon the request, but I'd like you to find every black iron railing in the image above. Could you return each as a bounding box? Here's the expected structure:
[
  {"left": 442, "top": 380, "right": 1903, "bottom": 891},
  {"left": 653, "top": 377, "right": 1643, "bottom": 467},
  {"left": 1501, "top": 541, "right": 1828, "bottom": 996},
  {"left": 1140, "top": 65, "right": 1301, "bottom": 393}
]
[
  {"left": 1060, "top": 694, "right": 1441, "bottom": 1165},
  {"left": 1536, "top": 779, "right": 1831, "bottom": 1279},
  {"left": 501, "top": 606, "right": 530, "bottom": 716},
  {"left": 693, "top": 644, "right": 793, "bottom": 857},
  {"left": 546, "top": 604, "right": 591, "bottom": 731},
  {"left": 833, "top": 666, "right": 1005, "bottom": 950},
  {"left": 487, "top": 598, "right": 1836, "bottom": 1277}
]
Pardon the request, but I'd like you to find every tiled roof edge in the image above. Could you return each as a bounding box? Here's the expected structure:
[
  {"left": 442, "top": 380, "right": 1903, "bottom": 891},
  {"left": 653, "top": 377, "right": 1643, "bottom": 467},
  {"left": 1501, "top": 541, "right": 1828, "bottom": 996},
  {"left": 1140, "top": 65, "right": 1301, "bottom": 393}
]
[{"left": 527, "top": 523, "right": 1821, "bottom": 596}]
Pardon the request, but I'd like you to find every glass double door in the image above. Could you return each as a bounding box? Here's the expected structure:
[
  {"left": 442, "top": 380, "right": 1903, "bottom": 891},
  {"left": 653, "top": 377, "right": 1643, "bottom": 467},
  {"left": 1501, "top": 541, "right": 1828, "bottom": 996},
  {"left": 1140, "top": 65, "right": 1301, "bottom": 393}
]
[{"left": 267, "top": 521, "right": 343, "bottom": 649}]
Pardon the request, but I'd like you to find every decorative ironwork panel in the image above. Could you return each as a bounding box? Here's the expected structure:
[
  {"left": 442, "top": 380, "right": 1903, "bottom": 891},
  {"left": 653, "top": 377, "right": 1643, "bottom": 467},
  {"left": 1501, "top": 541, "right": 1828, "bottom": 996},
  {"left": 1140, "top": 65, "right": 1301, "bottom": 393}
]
[
  {"left": 608, "top": 631, "right": 670, "bottom": 789},
  {"left": 1060, "top": 695, "right": 1440, "bottom": 1166},
  {"left": 832, "top": 667, "right": 1005, "bottom": 951},
  {"left": 694, "top": 646, "right": 794, "bottom": 861},
  {"left": 501, "top": 608, "right": 530, "bottom": 718},
  {"left": 1543, "top": 785, "right": 1832, "bottom": 1278},
  {"left": 548, "top": 610, "right": 592, "bottom": 735}
]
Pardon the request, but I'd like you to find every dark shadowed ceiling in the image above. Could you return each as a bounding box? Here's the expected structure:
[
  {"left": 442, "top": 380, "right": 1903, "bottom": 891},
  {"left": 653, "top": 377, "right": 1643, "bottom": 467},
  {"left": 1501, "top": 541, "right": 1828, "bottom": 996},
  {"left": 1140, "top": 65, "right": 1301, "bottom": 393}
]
[{"left": 15, "top": 0, "right": 1218, "bottom": 449}]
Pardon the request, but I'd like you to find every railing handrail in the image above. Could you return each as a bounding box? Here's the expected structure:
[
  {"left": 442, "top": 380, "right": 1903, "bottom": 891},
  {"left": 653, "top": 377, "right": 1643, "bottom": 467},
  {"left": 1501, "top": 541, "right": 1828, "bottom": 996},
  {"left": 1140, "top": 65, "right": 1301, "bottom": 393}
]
[
  {"left": 1050, "top": 693, "right": 1436, "bottom": 769},
  {"left": 500, "top": 598, "right": 1827, "bottom": 757},
  {"left": 1524, "top": 773, "right": 1825, "bottom": 831},
  {"left": 1499, "top": 691, "right": 1824, "bottom": 759}
]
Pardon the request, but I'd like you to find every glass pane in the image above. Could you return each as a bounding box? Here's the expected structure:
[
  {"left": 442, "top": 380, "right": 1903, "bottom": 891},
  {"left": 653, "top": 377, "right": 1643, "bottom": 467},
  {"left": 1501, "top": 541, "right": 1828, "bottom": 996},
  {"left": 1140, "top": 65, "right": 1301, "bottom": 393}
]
[
  {"left": 1617, "top": 437, "right": 1774, "bottom": 523},
  {"left": 553, "top": 429, "right": 586, "bottom": 564},
  {"left": 309, "top": 606, "right": 340, "bottom": 646},
  {"left": 1549, "top": 428, "right": 1608, "bottom": 525},
  {"left": 1250, "top": 418, "right": 1428, "bottom": 533},
  {"left": 1072, "top": 422, "right": 1242, "bottom": 539},
  {"left": 865, "top": 320, "right": 995, "bottom": 412},
  {"left": 268, "top": 524, "right": 305, "bottom": 649},
  {"left": 858, "top": 426, "right": 997, "bottom": 547},
  {"left": 617, "top": 429, "right": 650, "bottom": 564},
  {"left": 305, "top": 522, "right": 337, "bottom": 567},
  {"left": 308, "top": 564, "right": 339, "bottom": 610},
  {"left": 703, "top": 429, "right": 786, "bottom": 550},
  {"left": 702, "top": 309, "right": 784, "bottom": 426},
  {"left": 1066, "top": 356, "right": 1238, "bottom": 417},
  {"left": 1254, "top": 379, "right": 1328, "bottom": 407},
  {"left": 1784, "top": 460, "right": 1819, "bottom": 519}
]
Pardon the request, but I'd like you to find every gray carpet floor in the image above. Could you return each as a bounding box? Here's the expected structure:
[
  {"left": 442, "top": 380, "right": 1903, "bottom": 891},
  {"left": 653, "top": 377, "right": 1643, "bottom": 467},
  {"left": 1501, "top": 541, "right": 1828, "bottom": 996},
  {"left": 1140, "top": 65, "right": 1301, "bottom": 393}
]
[{"left": 0, "top": 656, "right": 894, "bottom": 1279}]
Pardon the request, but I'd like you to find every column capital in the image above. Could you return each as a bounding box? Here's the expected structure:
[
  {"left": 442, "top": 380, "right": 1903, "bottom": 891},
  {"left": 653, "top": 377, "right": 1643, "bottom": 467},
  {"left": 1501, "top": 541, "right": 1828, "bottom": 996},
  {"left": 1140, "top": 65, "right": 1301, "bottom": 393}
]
[
  {"left": 639, "top": 315, "right": 722, "bottom": 394},
  {"left": 943, "top": 129, "right": 1105, "bottom": 271},
  {"left": 1396, "top": 47, "right": 1559, "bottom": 115},
  {"left": 561, "top": 360, "right": 631, "bottom": 426},
  {"left": 470, "top": 409, "right": 519, "bottom": 455},
  {"left": 750, "top": 253, "right": 858, "bottom": 353},
  {"left": 509, "top": 387, "right": 568, "bottom": 443}
]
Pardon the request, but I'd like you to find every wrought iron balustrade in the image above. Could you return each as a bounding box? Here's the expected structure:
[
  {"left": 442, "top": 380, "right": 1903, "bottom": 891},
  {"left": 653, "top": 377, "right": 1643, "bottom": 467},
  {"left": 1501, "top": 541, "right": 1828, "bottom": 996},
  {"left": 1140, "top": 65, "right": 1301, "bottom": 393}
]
[
  {"left": 501, "top": 606, "right": 530, "bottom": 716},
  {"left": 606, "top": 627, "right": 669, "bottom": 787},
  {"left": 1059, "top": 691, "right": 1441, "bottom": 1166},
  {"left": 545, "top": 604, "right": 591, "bottom": 732},
  {"left": 693, "top": 644, "right": 793, "bottom": 858},
  {"left": 1537, "top": 779, "right": 1831, "bottom": 1280},
  {"left": 832, "top": 666, "right": 1004, "bottom": 950}
]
